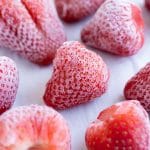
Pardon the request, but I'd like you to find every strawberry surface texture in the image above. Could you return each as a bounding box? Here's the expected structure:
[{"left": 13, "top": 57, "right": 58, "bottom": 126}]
[
  {"left": 85, "top": 100, "right": 150, "bottom": 150},
  {"left": 0, "top": 0, "right": 66, "bottom": 65},
  {"left": 44, "top": 41, "right": 109, "bottom": 109},
  {"left": 0, "top": 56, "right": 18, "bottom": 114},
  {"left": 81, "top": 0, "right": 144, "bottom": 56},
  {"left": 0, "top": 105, "right": 71, "bottom": 150},
  {"left": 55, "top": 0, "right": 104, "bottom": 22},
  {"left": 124, "top": 63, "right": 150, "bottom": 112}
]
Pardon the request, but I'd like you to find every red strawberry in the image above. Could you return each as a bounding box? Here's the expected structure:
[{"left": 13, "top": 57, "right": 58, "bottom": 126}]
[
  {"left": 81, "top": 0, "right": 144, "bottom": 56},
  {"left": 55, "top": 0, "right": 104, "bottom": 22},
  {"left": 0, "top": 105, "right": 71, "bottom": 150},
  {"left": 0, "top": 0, "right": 66, "bottom": 65},
  {"left": 0, "top": 57, "right": 19, "bottom": 114},
  {"left": 85, "top": 100, "right": 150, "bottom": 150},
  {"left": 43, "top": 41, "right": 109, "bottom": 109},
  {"left": 124, "top": 63, "right": 150, "bottom": 112},
  {"left": 145, "top": 0, "right": 150, "bottom": 10}
]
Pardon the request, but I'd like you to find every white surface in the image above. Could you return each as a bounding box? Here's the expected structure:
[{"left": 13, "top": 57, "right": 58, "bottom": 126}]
[{"left": 0, "top": 0, "right": 149, "bottom": 149}]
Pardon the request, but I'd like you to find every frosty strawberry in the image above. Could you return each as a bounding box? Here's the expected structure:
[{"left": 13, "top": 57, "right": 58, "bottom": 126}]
[
  {"left": 0, "top": 0, "right": 66, "bottom": 65},
  {"left": 86, "top": 100, "right": 150, "bottom": 150},
  {"left": 44, "top": 41, "right": 109, "bottom": 109},
  {"left": 124, "top": 63, "right": 150, "bottom": 112},
  {"left": 81, "top": 0, "right": 144, "bottom": 56},
  {"left": 0, "top": 57, "right": 19, "bottom": 114},
  {"left": 55, "top": 0, "right": 104, "bottom": 22},
  {"left": 0, "top": 105, "right": 71, "bottom": 150}
]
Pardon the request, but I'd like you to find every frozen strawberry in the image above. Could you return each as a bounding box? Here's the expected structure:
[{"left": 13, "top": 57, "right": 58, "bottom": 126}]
[
  {"left": 124, "top": 63, "right": 150, "bottom": 112},
  {"left": 55, "top": 0, "right": 104, "bottom": 22},
  {"left": 86, "top": 100, "right": 150, "bottom": 150},
  {"left": 0, "top": 57, "right": 19, "bottom": 114},
  {"left": 0, "top": 105, "right": 71, "bottom": 150},
  {"left": 81, "top": 0, "right": 144, "bottom": 56},
  {"left": 43, "top": 41, "right": 109, "bottom": 109},
  {"left": 145, "top": 0, "right": 150, "bottom": 10},
  {"left": 0, "top": 0, "right": 66, "bottom": 65}
]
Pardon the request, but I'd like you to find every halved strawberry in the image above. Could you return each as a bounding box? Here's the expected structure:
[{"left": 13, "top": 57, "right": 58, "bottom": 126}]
[
  {"left": 0, "top": 105, "right": 71, "bottom": 150},
  {"left": 43, "top": 41, "right": 109, "bottom": 109},
  {"left": 124, "top": 63, "right": 150, "bottom": 112},
  {"left": 81, "top": 0, "right": 144, "bottom": 56},
  {"left": 86, "top": 100, "right": 150, "bottom": 150}
]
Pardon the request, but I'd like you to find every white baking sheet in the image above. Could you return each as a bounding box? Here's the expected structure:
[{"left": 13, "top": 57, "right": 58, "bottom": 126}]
[{"left": 0, "top": 0, "right": 149, "bottom": 149}]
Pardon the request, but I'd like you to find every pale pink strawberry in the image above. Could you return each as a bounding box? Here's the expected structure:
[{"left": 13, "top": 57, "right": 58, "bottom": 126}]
[
  {"left": 0, "top": 0, "right": 66, "bottom": 65},
  {"left": 43, "top": 41, "right": 109, "bottom": 109},
  {"left": 81, "top": 0, "right": 144, "bottom": 56},
  {"left": 0, "top": 105, "right": 71, "bottom": 150},
  {"left": 55, "top": 0, "right": 104, "bottom": 22},
  {"left": 0, "top": 56, "right": 19, "bottom": 114},
  {"left": 124, "top": 63, "right": 150, "bottom": 112},
  {"left": 86, "top": 100, "right": 150, "bottom": 150}
]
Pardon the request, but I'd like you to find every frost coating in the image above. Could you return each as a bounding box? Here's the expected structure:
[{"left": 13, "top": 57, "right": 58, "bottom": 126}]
[
  {"left": 124, "top": 63, "right": 150, "bottom": 112},
  {"left": 0, "top": 105, "right": 71, "bottom": 150},
  {"left": 0, "top": 57, "right": 19, "bottom": 114},
  {"left": 81, "top": 0, "right": 144, "bottom": 56},
  {"left": 0, "top": 0, "right": 66, "bottom": 65},
  {"left": 55, "top": 0, "right": 104, "bottom": 22},
  {"left": 44, "top": 41, "right": 109, "bottom": 109}
]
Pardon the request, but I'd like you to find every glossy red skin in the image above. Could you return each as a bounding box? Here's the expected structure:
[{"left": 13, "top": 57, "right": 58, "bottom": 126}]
[
  {"left": 124, "top": 63, "right": 150, "bottom": 112},
  {"left": 55, "top": 0, "right": 104, "bottom": 22},
  {"left": 0, "top": 0, "right": 66, "bottom": 65},
  {"left": 86, "top": 101, "right": 150, "bottom": 150}
]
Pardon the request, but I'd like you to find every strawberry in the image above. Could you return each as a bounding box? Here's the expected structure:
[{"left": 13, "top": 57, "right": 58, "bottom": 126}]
[
  {"left": 145, "top": 0, "right": 150, "bottom": 10},
  {"left": 0, "top": 0, "right": 66, "bottom": 65},
  {"left": 81, "top": 0, "right": 144, "bottom": 56},
  {"left": 85, "top": 100, "right": 150, "bottom": 150},
  {"left": 55, "top": 0, "right": 104, "bottom": 22},
  {"left": 0, "top": 105, "right": 71, "bottom": 150},
  {"left": 43, "top": 41, "right": 109, "bottom": 109},
  {"left": 124, "top": 63, "right": 150, "bottom": 112},
  {"left": 0, "top": 56, "right": 19, "bottom": 114}
]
